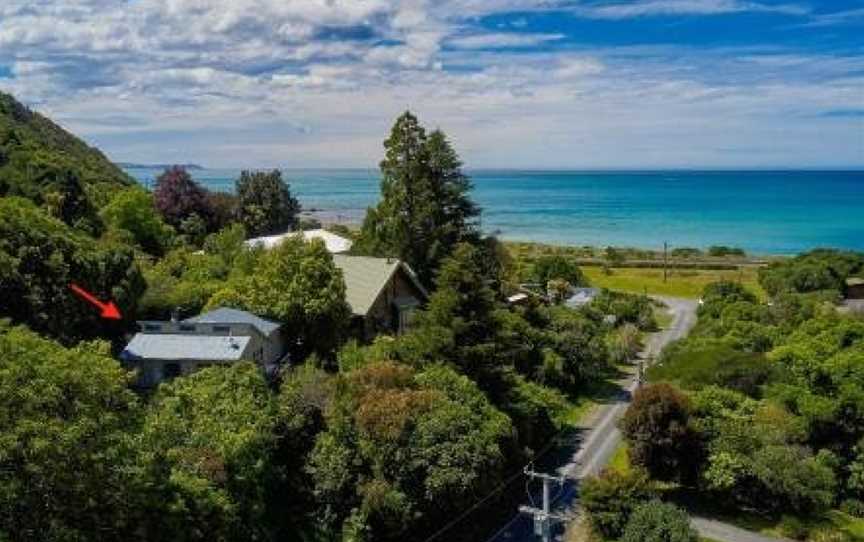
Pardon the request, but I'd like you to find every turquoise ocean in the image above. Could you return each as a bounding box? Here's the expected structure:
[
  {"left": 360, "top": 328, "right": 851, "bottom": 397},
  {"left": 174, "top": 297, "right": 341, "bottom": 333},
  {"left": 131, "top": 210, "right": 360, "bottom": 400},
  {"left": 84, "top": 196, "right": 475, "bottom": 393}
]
[{"left": 126, "top": 168, "right": 864, "bottom": 255}]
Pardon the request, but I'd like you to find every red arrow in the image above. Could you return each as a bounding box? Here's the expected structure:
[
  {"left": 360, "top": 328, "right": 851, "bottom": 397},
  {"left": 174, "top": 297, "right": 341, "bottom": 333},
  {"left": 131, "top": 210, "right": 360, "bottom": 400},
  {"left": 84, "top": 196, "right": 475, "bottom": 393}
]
[{"left": 69, "top": 283, "right": 122, "bottom": 320}]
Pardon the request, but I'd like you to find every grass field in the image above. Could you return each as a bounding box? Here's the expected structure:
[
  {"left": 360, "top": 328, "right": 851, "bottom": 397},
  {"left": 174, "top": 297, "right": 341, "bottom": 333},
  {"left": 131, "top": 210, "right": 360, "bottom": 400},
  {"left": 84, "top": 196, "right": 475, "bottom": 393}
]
[{"left": 583, "top": 265, "right": 766, "bottom": 300}]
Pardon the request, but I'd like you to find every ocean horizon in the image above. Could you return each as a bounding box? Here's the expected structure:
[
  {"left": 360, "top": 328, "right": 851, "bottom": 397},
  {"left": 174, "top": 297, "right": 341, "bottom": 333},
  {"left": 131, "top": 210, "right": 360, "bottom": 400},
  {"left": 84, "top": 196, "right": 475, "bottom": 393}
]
[{"left": 125, "top": 167, "right": 864, "bottom": 256}]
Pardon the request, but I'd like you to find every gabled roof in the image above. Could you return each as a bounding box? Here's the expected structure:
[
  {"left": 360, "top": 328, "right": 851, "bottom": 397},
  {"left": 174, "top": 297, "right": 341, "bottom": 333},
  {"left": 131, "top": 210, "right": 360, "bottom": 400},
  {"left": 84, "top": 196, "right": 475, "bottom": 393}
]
[
  {"left": 565, "top": 287, "right": 601, "bottom": 308},
  {"left": 245, "top": 229, "right": 353, "bottom": 254},
  {"left": 332, "top": 255, "right": 428, "bottom": 316},
  {"left": 184, "top": 307, "right": 280, "bottom": 336},
  {"left": 121, "top": 334, "right": 251, "bottom": 362}
]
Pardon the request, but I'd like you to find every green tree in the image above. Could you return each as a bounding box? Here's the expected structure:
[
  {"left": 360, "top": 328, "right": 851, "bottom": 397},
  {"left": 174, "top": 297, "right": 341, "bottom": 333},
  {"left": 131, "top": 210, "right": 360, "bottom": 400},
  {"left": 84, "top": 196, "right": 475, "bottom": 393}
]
[
  {"left": 621, "top": 384, "right": 700, "bottom": 483},
  {"left": 100, "top": 187, "right": 174, "bottom": 255},
  {"left": 620, "top": 501, "right": 698, "bottom": 542},
  {"left": 202, "top": 223, "right": 247, "bottom": 267},
  {"left": 421, "top": 243, "right": 500, "bottom": 378},
  {"left": 356, "top": 112, "right": 479, "bottom": 286},
  {"left": 0, "top": 91, "right": 133, "bottom": 220},
  {"left": 581, "top": 469, "right": 656, "bottom": 539},
  {"left": 235, "top": 170, "right": 300, "bottom": 237},
  {"left": 533, "top": 254, "right": 585, "bottom": 289},
  {"left": 135, "top": 363, "right": 280, "bottom": 542},
  {"left": 307, "top": 361, "right": 512, "bottom": 541},
  {"left": 206, "top": 236, "right": 350, "bottom": 361},
  {"left": 0, "top": 325, "right": 139, "bottom": 541},
  {"left": 0, "top": 197, "right": 145, "bottom": 344}
]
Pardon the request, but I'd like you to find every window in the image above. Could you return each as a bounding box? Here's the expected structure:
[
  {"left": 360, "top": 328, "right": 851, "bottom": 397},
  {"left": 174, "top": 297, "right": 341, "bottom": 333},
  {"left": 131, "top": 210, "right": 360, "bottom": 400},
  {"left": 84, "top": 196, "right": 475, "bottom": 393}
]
[
  {"left": 178, "top": 324, "right": 195, "bottom": 332},
  {"left": 212, "top": 325, "right": 231, "bottom": 333},
  {"left": 163, "top": 363, "right": 182, "bottom": 379},
  {"left": 397, "top": 307, "right": 416, "bottom": 335},
  {"left": 143, "top": 324, "right": 161, "bottom": 332}
]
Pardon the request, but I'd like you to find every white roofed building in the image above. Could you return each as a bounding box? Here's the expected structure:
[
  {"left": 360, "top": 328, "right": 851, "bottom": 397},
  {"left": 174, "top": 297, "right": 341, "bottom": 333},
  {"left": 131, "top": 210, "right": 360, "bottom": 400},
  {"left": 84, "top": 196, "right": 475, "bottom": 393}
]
[{"left": 245, "top": 228, "right": 353, "bottom": 254}]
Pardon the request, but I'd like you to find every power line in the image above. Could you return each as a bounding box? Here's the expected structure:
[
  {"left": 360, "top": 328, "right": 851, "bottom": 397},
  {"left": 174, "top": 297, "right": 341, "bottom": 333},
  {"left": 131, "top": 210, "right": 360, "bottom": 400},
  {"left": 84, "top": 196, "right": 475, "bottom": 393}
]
[{"left": 422, "top": 432, "right": 564, "bottom": 542}]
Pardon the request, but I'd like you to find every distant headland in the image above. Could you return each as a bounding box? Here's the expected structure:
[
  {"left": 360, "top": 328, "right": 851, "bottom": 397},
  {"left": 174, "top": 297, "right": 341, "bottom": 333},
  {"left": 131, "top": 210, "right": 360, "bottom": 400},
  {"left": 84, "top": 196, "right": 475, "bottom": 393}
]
[{"left": 118, "top": 162, "right": 205, "bottom": 170}]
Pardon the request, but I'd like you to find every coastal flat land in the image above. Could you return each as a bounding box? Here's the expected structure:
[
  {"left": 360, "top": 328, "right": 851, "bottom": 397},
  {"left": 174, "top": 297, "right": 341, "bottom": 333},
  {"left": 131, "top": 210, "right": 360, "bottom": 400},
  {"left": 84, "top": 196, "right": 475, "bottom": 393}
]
[{"left": 582, "top": 265, "right": 766, "bottom": 300}]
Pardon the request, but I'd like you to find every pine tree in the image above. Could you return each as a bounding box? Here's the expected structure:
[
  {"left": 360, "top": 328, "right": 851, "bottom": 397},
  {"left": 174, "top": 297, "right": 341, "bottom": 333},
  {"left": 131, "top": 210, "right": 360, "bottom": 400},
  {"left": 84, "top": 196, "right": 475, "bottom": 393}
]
[{"left": 356, "top": 112, "right": 479, "bottom": 286}]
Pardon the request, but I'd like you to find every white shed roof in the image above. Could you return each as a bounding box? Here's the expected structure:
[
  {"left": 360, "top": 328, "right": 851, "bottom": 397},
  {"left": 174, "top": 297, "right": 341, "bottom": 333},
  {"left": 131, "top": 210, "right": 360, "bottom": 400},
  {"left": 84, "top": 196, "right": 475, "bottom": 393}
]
[{"left": 245, "top": 229, "right": 353, "bottom": 254}]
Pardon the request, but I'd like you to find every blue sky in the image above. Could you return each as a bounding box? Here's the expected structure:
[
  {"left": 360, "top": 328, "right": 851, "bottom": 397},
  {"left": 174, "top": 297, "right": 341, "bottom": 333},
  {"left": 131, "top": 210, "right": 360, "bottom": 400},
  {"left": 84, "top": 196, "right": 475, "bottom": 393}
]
[{"left": 0, "top": 0, "right": 862, "bottom": 168}]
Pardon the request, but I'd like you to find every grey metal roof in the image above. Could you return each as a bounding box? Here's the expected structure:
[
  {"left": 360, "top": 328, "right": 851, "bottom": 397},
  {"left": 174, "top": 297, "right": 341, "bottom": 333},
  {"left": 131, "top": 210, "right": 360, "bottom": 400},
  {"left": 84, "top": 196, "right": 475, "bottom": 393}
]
[
  {"left": 184, "top": 307, "right": 280, "bottom": 336},
  {"left": 121, "top": 333, "right": 252, "bottom": 361}
]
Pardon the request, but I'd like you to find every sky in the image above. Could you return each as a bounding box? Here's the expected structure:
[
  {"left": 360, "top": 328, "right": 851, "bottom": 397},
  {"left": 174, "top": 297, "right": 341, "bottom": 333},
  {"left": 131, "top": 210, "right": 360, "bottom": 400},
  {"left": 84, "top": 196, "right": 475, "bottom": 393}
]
[{"left": 0, "top": 0, "right": 862, "bottom": 169}]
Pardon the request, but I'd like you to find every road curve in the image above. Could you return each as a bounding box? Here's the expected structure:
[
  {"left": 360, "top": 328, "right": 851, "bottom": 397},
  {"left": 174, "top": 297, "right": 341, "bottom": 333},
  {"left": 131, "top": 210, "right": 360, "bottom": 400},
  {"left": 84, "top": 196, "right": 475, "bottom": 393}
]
[
  {"left": 486, "top": 296, "right": 790, "bottom": 542},
  {"left": 487, "top": 297, "right": 697, "bottom": 542}
]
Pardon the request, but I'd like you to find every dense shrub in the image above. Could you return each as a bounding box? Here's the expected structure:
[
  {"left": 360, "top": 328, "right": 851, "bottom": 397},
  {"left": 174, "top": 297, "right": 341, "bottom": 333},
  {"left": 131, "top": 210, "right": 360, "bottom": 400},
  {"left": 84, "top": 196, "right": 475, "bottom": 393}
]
[
  {"left": 620, "top": 384, "right": 701, "bottom": 483},
  {"left": 581, "top": 469, "right": 656, "bottom": 539},
  {"left": 759, "top": 249, "right": 864, "bottom": 297},
  {"left": 620, "top": 501, "right": 698, "bottom": 542}
]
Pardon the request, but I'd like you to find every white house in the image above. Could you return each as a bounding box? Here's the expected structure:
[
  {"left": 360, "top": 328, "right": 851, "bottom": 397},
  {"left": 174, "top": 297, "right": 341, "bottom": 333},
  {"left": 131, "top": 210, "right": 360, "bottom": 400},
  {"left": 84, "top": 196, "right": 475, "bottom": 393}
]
[{"left": 121, "top": 307, "right": 287, "bottom": 387}]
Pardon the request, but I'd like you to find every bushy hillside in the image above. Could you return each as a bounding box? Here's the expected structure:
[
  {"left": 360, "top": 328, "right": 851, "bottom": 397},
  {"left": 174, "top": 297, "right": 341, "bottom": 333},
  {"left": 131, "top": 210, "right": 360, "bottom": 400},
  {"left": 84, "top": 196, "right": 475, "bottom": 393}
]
[{"left": 0, "top": 91, "right": 133, "bottom": 233}]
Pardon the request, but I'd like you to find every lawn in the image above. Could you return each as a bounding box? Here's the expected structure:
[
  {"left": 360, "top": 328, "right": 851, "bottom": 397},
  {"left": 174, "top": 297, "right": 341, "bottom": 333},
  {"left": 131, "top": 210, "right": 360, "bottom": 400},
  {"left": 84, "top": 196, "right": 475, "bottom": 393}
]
[{"left": 583, "top": 265, "right": 766, "bottom": 300}]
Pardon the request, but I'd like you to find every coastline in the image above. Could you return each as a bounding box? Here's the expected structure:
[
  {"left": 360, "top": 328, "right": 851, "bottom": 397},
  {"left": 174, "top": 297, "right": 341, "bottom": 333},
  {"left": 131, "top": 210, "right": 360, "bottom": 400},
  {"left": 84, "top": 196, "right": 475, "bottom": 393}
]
[{"left": 125, "top": 167, "right": 864, "bottom": 256}]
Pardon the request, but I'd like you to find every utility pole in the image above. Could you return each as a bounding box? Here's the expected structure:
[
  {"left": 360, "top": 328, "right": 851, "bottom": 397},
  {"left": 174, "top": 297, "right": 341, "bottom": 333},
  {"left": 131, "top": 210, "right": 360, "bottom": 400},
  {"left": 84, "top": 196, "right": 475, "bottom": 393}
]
[
  {"left": 519, "top": 468, "right": 567, "bottom": 542},
  {"left": 663, "top": 241, "right": 668, "bottom": 283}
]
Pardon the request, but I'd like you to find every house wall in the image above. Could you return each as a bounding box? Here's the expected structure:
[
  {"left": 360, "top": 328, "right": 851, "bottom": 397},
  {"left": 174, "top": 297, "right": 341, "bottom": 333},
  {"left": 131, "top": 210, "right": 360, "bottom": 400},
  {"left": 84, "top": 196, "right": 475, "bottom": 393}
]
[
  {"left": 362, "top": 268, "right": 426, "bottom": 339},
  {"left": 128, "top": 327, "right": 275, "bottom": 388},
  {"left": 848, "top": 283, "right": 864, "bottom": 300}
]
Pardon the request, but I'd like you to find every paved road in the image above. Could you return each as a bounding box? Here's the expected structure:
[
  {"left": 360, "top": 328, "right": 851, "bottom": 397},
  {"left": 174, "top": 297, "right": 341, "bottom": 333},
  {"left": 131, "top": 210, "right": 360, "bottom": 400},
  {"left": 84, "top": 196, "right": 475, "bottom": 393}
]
[
  {"left": 693, "top": 518, "right": 791, "bottom": 542},
  {"left": 487, "top": 297, "right": 788, "bottom": 542},
  {"left": 487, "top": 297, "right": 697, "bottom": 542}
]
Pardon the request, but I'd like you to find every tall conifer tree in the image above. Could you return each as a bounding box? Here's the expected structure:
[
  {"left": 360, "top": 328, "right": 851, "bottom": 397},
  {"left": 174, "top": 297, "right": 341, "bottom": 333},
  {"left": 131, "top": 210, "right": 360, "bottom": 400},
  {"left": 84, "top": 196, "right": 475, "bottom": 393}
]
[{"left": 356, "top": 112, "right": 479, "bottom": 285}]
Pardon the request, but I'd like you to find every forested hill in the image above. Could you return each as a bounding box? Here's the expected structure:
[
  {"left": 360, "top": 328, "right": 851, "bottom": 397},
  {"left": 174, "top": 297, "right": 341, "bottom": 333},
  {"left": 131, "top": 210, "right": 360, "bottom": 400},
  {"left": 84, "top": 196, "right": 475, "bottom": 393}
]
[{"left": 0, "top": 91, "right": 133, "bottom": 233}]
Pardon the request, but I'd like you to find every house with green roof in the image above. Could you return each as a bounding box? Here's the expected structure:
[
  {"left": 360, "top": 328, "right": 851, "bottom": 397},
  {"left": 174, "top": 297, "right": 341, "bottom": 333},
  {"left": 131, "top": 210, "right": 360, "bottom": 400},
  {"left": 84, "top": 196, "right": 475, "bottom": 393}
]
[{"left": 333, "top": 254, "right": 428, "bottom": 339}]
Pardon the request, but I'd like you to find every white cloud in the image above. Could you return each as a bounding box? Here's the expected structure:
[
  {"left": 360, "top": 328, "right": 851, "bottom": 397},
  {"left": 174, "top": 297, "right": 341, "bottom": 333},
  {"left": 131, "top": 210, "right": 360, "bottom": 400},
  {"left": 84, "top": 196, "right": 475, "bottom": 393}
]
[
  {"left": 575, "top": 0, "right": 809, "bottom": 19},
  {"left": 0, "top": 0, "right": 861, "bottom": 168},
  {"left": 797, "top": 7, "right": 864, "bottom": 27},
  {"left": 448, "top": 32, "right": 565, "bottom": 49}
]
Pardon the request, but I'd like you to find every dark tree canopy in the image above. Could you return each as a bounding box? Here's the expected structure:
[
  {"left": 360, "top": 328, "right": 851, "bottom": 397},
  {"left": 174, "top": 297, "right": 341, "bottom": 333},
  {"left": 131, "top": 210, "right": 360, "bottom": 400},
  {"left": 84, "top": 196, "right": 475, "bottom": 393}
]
[
  {"left": 235, "top": 169, "right": 300, "bottom": 237},
  {"left": 153, "top": 166, "right": 212, "bottom": 230},
  {"left": 0, "top": 197, "right": 145, "bottom": 344},
  {"left": 356, "top": 112, "right": 479, "bottom": 285},
  {"left": 621, "top": 384, "right": 700, "bottom": 483}
]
